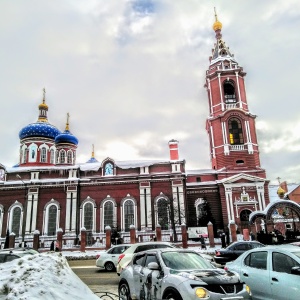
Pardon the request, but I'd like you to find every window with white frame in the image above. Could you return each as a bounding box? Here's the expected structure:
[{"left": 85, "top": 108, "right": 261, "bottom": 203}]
[
  {"left": 11, "top": 207, "right": 22, "bottom": 237},
  {"left": 40, "top": 147, "right": 47, "bottom": 163},
  {"left": 83, "top": 202, "right": 93, "bottom": 231},
  {"left": 104, "top": 201, "right": 114, "bottom": 228},
  {"left": 124, "top": 200, "right": 134, "bottom": 232},
  {"left": 47, "top": 205, "right": 57, "bottom": 235},
  {"left": 50, "top": 149, "right": 55, "bottom": 164},
  {"left": 60, "top": 150, "right": 66, "bottom": 164},
  {"left": 67, "top": 151, "right": 72, "bottom": 164},
  {"left": 157, "top": 198, "right": 170, "bottom": 230}
]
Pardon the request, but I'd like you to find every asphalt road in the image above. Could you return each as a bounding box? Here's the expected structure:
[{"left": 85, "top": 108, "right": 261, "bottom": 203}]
[{"left": 68, "top": 259, "right": 119, "bottom": 295}]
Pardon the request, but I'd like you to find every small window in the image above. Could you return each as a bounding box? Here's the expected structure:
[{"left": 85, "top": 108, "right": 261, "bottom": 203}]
[
  {"left": 196, "top": 177, "right": 201, "bottom": 182},
  {"left": 228, "top": 118, "right": 244, "bottom": 145},
  {"left": 273, "top": 252, "right": 300, "bottom": 273},
  {"left": 244, "top": 251, "right": 267, "bottom": 270},
  {"left": 145, "top": 254, "right": 158, "bottom": 267},
  {"left": 236, "top": 160, "right": 244, "bottom": 165}
]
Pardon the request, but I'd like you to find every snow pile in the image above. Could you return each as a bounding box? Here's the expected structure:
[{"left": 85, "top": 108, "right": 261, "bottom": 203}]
[{"left": 0, "top": 252, "right": 99, "bottom": 300}]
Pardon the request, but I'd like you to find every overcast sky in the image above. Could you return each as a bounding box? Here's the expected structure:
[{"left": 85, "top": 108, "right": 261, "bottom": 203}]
[{"left": 0, "top": 0, "right": 299, "bottom": 185}]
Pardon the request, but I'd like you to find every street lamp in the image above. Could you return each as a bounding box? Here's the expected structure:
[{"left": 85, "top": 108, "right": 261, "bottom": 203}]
[{"left": 16, "top": 174, "right": 27, "bottom": 247}]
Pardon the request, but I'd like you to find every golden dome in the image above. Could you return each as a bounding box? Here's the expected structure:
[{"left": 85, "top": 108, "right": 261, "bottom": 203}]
[
  {"left": 277, "top": 186, "right": 285, "bottom": 196},
  {"left": 39, "top": 101, "right": 48, "bottom": 110},
  {"left": 213, "top": 7, "right": 222, "bottom": 31},
  {"left": 213, "top": 20, "right": 222, "bottom": 31}
]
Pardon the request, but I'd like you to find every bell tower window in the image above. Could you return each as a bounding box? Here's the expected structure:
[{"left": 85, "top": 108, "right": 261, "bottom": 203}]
[
  {"left": 223, "top": 80, "right": 236, "bottom": 104},
  {"left": 228, "top": 118, "right": 244, "bottom": 145}
]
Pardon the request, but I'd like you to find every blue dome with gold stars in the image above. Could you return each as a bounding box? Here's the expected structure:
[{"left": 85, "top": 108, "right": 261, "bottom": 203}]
[
  {"left": 55, "top": 113, "right": 78, "bottom": 145},
  {"left": 19, "top": 122, "right": 61, "bottom": 140},
  {"left": 55, "top": 129, "right": 78, "bottom": 145},
  {"left": 19, "top": 90, "right": 61, "bottom": 140}
]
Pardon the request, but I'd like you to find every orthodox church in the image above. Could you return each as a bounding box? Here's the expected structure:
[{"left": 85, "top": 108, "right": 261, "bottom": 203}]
[{"left": 0, "top": 14, "right": 271, "bottom": 246}]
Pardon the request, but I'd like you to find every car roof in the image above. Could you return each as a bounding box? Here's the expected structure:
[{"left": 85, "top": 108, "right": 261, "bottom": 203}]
[{"left": 138, "top": 248, "right": 198, "bottom": 255}]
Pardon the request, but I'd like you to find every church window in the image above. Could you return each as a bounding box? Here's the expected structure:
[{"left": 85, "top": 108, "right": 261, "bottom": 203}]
[
  {"left": 223, "top": 80, "right": 236, "bottom": 103},
  {"left": 104, "top": 163, "right": 113, "bottom": 175},
  {"left": 11, "top": 207, "right": 21, "bottom": 237},
  {"left": 50, "top": 149, "right": 55, "bottom": 164},
  {"left": 228, "top": 118, "right": 244, "bottom": 145},
  {"left": 48, "top": 205, "right": 57, "bottom": 235},
  {"left": 124, "top": 200, "right": 134, "bottom": 232},
  {"left": 157, "top": 198, "right": 170, "bottom": 230},
  {"left": 60, "top": 150, "right": 66, "bottom": 164},
  {"left": 196, "top": 177, "right": 201, "bottom": 182},
  {"left": 236, "top": 160, "right": 244, "bottom": 165},
  {"left": 104, "top": 201, "right": 114, "bottom": 228},
  {"left": 67, "top": 151, "right": 72, "bottom": 164},
  {"left": 40, "top": 148, "right": 47, "bottom": 163},
  {"left": 240, "top": 209, "right": 252, "bottom": 221},
  {"left": 83, "top": 202, "right": 93, "bottom": 231}
]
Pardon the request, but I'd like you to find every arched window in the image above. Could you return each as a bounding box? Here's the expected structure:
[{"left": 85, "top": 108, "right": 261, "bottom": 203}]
[
  {"left": 60, "top": 150, "right": 66, "bottom": 164},
  {"left": 67, "top": 151, "right": 73, "bottom": 164},
  {"left": 104, "top": 201, "right": 114, "bottom": 228},
  {"left": 240, "top": 209, "right": 252, "bottom": 222},
  {"left": 223, "top": 80, "right": 236, "bottom": 103},
  {"left": 23, "top": 149, "right": 27, "bottom": 163},
  {"left": 11, "top": 207, "right": 21, "bottom": 237},
  {"left": 48, "top": 205, "right": 57, "bottom": 235},
  {"left": 228, "top": 118, "right": 244, "bottom": 145},
  {"left": 157, "top": 198, "right": 170, "bottom": 230},
  {"left": 40, "top": 147, "right": 47, "bottom": 163},
  {"left": 84, "top": 202, "right": 93, "bottom": 231},
  {"left": 124, "top": 200, "right": 134, "bottom": 232},
  {"left": 50, "top": 149, "right": 55, "bottom": 164},
  {"left": 104, "top": 163, "right": 114, "bottom": 175},
  {"left": 56, "top": 150, "right": 59, "bottom": 164}
]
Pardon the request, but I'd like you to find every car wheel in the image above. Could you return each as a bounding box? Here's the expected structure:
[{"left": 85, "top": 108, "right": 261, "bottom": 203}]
[
  {"left": 119, "top": 282, "right": 132, "bottom": 300},
  {"left": 164, "top": 290, "right": 182, "bottom": 300},
  {"left": 104, "top": 261, "right": 115, "bottom": 271}
]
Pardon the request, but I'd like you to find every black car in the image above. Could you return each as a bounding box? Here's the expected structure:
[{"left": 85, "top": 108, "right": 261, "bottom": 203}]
[{"left": 214, "top": 241, "right": 264, "bottom": 265}]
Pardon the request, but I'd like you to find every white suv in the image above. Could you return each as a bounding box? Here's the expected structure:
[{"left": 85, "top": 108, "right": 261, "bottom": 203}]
[
  {"left": 116, "top": 241, "right": 175, "bottom": 275},
  {"left": 96, "top": 244, "right": 131, "bottom": 271}
]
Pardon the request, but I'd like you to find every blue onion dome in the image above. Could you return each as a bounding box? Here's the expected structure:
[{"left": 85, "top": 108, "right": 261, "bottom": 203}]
[
  {"left": 19, "top": 89, "right": 61, "bottom": 140},
  {"left": 55, "top": 113, "right": 79, "bottom": 145},
  {"left": 86, "top": 144, "right": 99, "bottom": 163}
]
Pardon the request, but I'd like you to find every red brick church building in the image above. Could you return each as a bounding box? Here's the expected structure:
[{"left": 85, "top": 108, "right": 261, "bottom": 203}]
[{"left": 0, "top": 14, "right": 269, "bottom": 247}]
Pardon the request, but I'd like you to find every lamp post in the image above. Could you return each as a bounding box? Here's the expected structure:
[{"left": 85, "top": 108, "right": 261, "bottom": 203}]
[{"left": 16, "top": 174, "right": 27, "bottom": 247}]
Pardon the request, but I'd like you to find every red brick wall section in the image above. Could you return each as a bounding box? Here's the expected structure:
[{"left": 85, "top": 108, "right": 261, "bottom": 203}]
[{"left": 130, "top": 226, "right": 136, "bottom": 244}]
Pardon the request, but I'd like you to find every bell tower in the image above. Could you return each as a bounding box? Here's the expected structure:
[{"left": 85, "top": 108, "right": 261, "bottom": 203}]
[{"left": 205, "top": 11, "right": 266, "bottom": 179}]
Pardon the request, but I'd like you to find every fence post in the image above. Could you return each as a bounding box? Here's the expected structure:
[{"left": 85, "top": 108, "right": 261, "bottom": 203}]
[
  {"left": 130, "top": 225, "right": 136, "bottom": 244},
  {"left": 105, "top": 226, "right": 111, "bottom": 250},
  {"left": 80, "top": 227, "right": 86, "bottom": 252},
  {"left": 56, "top": 228, "right": 63, "bottom": 251},
  {"left": 181, "top": 224, "right": 188, "bottom": 248},
  {"left": 207, "top": 222, "right": 215, "bottom": 248},
  {"left": 33, "top": 230, "right": 40, "bottom": 251},
  {"left": 229, "top": 221, "right": 237, "bottom": 243},
  {"left": 9, "top": 232, "right": 16, "bottom": 248},
  {"left": 156, "top": 225, "right": 162, "bottom": 241}
]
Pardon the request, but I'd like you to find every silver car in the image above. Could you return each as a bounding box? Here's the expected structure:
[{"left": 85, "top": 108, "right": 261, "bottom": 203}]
[
  {"left": 119, "top": 248, "right": 252, "bottom": 300},
  {"left": 225, "top": 244, "right": 300, "bottom": 300}
]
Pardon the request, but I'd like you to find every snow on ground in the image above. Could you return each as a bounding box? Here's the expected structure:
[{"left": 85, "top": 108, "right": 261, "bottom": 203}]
[
  {"left": 0, "top": 245, "right": 218, "bottom": 300},
  {"left": 0, "top": 252, "right": 100, "bottom": 300}
]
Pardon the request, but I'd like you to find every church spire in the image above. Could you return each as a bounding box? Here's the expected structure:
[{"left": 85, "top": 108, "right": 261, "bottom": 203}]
[{"left": 38, "top": 88, "right": 49, "bottom": 122}]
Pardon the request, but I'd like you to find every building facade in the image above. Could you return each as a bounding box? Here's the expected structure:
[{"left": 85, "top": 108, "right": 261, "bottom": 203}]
[{"left": 0, "top": 15, "right": 270, "bottom": 247}]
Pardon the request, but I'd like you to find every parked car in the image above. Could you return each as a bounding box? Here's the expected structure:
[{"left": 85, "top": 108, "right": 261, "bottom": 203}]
[
  {"left": 116, "top": 241, "right": 175, "bottom": 275},
  {"left": 96, "top": 244, "right": 131, "bottom": 271},
  {"left": 0, "top": 248, "right": 39, "bottom": 263},
  {"left": 119, "top": 248, "right": 252, "bottom": 300},
  {"left": 225, "top": 244, "right": 300, "bottom": 300},
  {"left": 214, "top": 241, "right": 265, "bottom": 265}
]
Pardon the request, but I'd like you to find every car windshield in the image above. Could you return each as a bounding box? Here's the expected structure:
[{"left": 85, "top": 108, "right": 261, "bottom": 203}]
[{"left": 162, "top": 251, "right": 213, "bottom": 270}]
